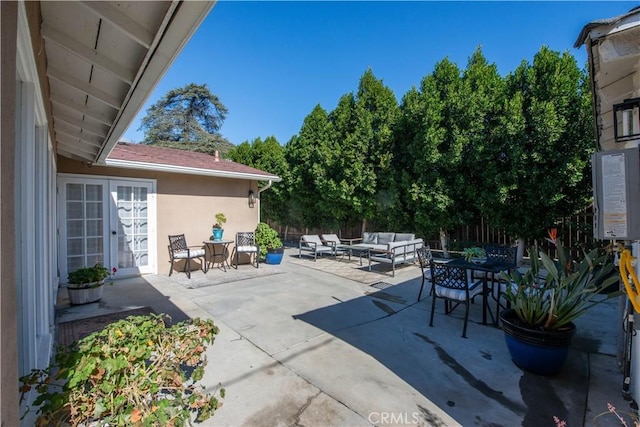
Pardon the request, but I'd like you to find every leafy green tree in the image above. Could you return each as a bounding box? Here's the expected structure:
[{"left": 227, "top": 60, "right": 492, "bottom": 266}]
[
  {"left": 398, "top": 58, "right": 472, "bottom": 254},
  {"left": 458, "top": 48, "right": 507, "bottom": 233},
  {"left": 139, "top": 83, "right": 234, "bottom": 156},
  {"left": 482, "top": 47, "right": 595, "bottom": 249},
  {"left": 227, "top": 136, "right": 289, "bottom": 224},
  {"left": 285, "top": 105, "right": 336, "bottom": 229},
  {"left": 327, "top": 69, "right": 399, "bottom": 234}
]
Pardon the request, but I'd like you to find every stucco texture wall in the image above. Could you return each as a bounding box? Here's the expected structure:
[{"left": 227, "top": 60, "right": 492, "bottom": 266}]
[{"left": 57, "top": 156, "right": 261, "bottom": 275}]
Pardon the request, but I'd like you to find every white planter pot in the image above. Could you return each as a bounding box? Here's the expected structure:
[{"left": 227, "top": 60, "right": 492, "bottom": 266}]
[{"left": 67, "top": 281, "right": 104, "bottom": 305}]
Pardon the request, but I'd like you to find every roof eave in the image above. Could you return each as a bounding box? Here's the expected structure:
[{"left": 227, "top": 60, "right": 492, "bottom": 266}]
[
  {"left": 574, "top": 7, "right": 640, "bottom": 48},
  {"left": 96, "top": 1, "right": 216, "bottom": 164},
  {"left": 105, "top": 158, "right": 282, "bottom": 182}
]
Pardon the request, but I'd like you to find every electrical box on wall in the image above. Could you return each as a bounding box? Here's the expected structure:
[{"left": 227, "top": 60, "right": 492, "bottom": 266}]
[{"left": 592, "top": 146, "right": 640, "bottom": 240}]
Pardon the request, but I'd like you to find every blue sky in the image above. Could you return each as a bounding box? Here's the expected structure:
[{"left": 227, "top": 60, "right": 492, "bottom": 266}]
[{"left": 122, "top": 1, "right": 638, "bottom": 146}]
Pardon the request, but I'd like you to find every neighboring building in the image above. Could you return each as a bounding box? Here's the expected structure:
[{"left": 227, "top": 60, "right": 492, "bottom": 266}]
[
  {"left": 575, "top": 6, "right": 640, "bottom": 150},
  {"left": 0, "top": 2, "right": 279, "bottom": 424},
  {"left": 575, "top": 5, "right": 640, "bottom": 407}
]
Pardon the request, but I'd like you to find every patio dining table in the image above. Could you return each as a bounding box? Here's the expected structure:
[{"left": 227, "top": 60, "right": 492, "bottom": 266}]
[
  {"left": 203, "top": 239, "right": 233, "bottom": 272},
  {"left": 445, "top": 257, "right": 516, "bottom": 327}
]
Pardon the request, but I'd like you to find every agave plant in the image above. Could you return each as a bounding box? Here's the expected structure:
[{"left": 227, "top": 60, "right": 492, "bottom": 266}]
[{"left": 502, "top": 239, "right": 620, "bottom": 331}]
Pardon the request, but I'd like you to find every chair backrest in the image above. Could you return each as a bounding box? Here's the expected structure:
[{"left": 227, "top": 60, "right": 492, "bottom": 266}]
[
  {"left": 485, "top": 245, "right": 517, "bottom": 265},
  {"left": 301, "top": 235, "right": 322, "bottom": 246},
  {"left": 416, "top": 245, "right": 433, "bottom": 269},
  {"left": 322, "top": 234, "right": 341, "bottom": 244},
  {"left": 168, "top": 234, "right": 188, "bottom": 254},
  {"left": 431, "top": 262, "right": 468, "bottom": 290},
  {"left": 236, "top": 232, "right": 256, "bottom": 247}
]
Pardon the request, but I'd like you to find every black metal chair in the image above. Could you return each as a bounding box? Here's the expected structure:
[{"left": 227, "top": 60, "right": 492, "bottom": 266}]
[
  {"left": 234, "top": 232, "right": 260, "bottom": 269},
  {"left": 416, "top": 245, "right": 433, "bottom": 301},
  {"left": 484, "top": 245, "right": 517, "bottom": 318},
  {"left": 429, "top": 261, "right": 483, "bottom": 338},
  {"left": 168, "top": 234, "right": 206, "bottom": 279}
]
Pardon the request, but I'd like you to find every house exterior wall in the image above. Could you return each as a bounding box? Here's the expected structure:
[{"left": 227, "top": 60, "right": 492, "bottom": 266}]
[
  {"left": 0, "top": 2, "right": 19, "bottom": 425},
  {"left": 588, "top": 21, "right": 640, "bottom": 151},
  {"left": 57, "top": 157, "right": 261, "bottom": 273},
  {"left": 3, "top": 1, "right": 59, "bottom": 424}
]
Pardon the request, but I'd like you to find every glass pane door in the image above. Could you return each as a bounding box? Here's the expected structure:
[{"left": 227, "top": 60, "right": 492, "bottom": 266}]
[
  {"left": 110, "top": 181, "right": 153, "bottom": 275},
  {"left": 60, "top": 180, "right": 109, "bottom": 282}
]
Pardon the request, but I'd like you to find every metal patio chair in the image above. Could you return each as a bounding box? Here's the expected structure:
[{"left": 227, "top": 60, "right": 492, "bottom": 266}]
[
  {"left": 234, "top": 231, "right": 260, "bottom": 269},
  {"left": 168, "top": 234, "right": 206, "bottom": 279},
  {"left": 429, "top": 261, "right": 483, "bottom": 338}
]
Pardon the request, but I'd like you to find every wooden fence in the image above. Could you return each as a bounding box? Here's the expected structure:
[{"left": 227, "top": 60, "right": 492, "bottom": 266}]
[{"left": 270, "top": 207, "right": 597, "bottom": 259}]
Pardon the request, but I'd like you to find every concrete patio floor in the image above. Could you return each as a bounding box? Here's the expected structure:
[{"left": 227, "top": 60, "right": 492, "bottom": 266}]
[{"left": 55, "top": 248, "right": 634, "bottom": 426}]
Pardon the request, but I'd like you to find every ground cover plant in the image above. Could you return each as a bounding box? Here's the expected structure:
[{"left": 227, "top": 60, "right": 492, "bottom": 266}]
[{"left": 20, "top": 314, "right": 224, "bottom": 426}]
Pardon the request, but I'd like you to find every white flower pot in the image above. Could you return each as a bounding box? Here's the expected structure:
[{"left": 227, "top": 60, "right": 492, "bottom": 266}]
[{"left": 67, "top": 281, "right": 104, "bottom": 305}]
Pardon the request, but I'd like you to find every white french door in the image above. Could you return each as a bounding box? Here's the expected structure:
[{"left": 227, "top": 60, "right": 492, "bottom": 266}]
[
  {"left": 58, "top": 176, "right": 156, "bottom": 282},
  {"left": 110, "top": 180, "right": 154, "bottom": 277}
]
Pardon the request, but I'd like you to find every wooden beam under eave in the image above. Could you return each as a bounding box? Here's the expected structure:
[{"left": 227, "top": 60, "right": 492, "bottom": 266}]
[
  {"left": 79, "top": 1, "right": 154, "bottom": 49},
  {"left": 55, "top": 127, "right": 104, "bottom": 148},
  {"left": 47, "top": 66, "right": 123, "bottom": 109},
  {"left": 57, "top": 135, "right": 101, "bottom": 157},
  {"left": 41, "top": 24, "right": 136, "bottom": 84},
  {"left": 57, "top": 146, "right": 95, "bottom": 163},
  {"left": 51, "top": 96, "right": 116, "bottom": 126},
  {"left": 54, "top": 110, "right": 109, "bottom": 138}
]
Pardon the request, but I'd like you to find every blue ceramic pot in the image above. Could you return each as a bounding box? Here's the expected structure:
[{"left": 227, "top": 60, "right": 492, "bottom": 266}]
[
  {"left": 265, "top": 248, "right": 284, "bottom": 264},
  {"left": 500, "top": 309, "right": 575, "bottom": 376},
  {"left": 212, "top": 228, "right": 224, "bottom": 241}
]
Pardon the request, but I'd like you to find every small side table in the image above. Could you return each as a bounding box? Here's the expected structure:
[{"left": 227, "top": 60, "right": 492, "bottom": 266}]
[{"left": 203, "top": 240, "right": 233, "bottom": 272}]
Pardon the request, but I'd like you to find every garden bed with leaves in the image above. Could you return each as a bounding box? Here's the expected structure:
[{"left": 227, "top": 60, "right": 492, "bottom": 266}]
[{"left": 21, "top": 314, "right": 224, "bottom": 426}]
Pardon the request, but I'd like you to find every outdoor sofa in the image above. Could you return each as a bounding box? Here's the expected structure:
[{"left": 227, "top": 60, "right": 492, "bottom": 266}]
[{"left": 349, "top": 232, "right": 424, "bottom": 277}]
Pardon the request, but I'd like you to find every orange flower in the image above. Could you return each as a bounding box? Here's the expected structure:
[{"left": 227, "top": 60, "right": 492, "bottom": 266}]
[
  {"left": 547, "top": 228, "right": 558, "bottom": 245},
  {"left": 131, "top": 408, "right": 142, "bottom": 423}
]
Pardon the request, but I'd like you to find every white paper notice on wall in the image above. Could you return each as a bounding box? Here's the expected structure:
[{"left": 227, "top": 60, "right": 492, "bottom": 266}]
[{"left": 601, "top": 151, "right": 628, "bottom": 238}]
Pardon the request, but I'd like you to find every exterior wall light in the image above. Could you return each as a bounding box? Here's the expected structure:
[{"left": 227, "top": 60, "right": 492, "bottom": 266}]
[
  {"left": 614, "top": 97, "right": 640, "bottom": 143},
  {"left": 248, "top": 190, "right": 256, "bottom": 208}
]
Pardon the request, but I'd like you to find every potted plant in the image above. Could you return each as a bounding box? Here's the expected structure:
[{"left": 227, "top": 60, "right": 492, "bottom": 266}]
[
  {"left": 66, "top": 264, "right": 112, "bottom": 305},
  {"left": 463, "top": 246, "right": 487, "bottom": 264},
  {"left": 254, "top": 222, "right": 284, "bottom": 264},
  {"left": 499, "top": 236, "right": 620, "bottom": 375},
  {"left": 20, "top": 314, "right": 224, "bottom": 425},
  {"left": 212, "top": 212, "right": 227, "bottom": 241}
]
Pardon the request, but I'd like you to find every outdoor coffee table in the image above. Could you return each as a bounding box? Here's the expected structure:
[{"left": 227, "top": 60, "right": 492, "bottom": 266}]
[{"left": 337, "top": 244, "right": 371, "bottom": 266}]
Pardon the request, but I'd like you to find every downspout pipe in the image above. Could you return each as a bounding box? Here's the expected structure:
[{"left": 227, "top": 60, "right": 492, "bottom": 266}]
[
  {"left": 257, "top": 180, "right": 273, "bottom": 223},
  {"left": 258, "top": 180, "right": 273, "bottom": 194}
]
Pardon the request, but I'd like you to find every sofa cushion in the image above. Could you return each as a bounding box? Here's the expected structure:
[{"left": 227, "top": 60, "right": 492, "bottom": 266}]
[
  {"left": 362, "top": 232, "right": 378, "bottom": 244},
  {"left": 361, "top": 243, "right": 386, "bottom": 251},
  {"left": 394, "top": 233, "right": 415, "bottom": 242},
  {"left": 377, "top": 232, "right": 396, "bottom": 245}
]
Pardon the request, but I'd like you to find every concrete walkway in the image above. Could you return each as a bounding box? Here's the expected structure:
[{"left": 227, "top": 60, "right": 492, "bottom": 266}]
[{"left": 56, "top": 248, "right": 632, "bottom": 426}]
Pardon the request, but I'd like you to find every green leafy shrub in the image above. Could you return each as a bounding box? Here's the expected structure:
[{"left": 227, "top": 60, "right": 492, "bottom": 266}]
[
  {"left": 20, "top": 314, "right": 224, "bottom": 426},
  {"left": 254, "top": 222, "right": 283, "bottom": 258},
  {"left": 67, "top": 264, "right": 111, "bottom": 288},
  {"left": 502, "top": 239, "right": 620, "bottom": 330},
  {"left": 462, "top": 247, "right": 486, "bottom": 261}
]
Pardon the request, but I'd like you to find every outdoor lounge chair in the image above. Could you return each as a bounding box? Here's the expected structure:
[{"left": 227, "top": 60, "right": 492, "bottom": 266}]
[
  {"left": 299, "top": 235, "right": 335, "bottom": 261},
  {"left": 168, "top": 234, "right": 206, "bottom": 279},
  {"left": 321, "top": 234, "right": 349, "bottom": 256},
  {"left": 429, "top": 261, "right": 483, "bottom": 338}
]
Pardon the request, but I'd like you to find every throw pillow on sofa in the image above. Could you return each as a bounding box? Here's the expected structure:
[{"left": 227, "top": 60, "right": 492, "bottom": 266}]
[
  {"left": 363, "top": 232, "right": 378, "bottom": 244},
  {"left": 377, "top": 232, "right": 396, "bottom": 245}
]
